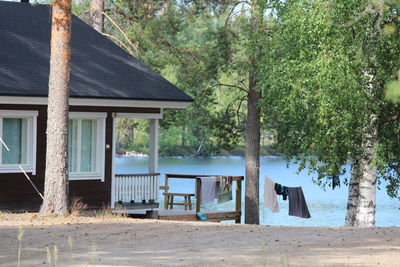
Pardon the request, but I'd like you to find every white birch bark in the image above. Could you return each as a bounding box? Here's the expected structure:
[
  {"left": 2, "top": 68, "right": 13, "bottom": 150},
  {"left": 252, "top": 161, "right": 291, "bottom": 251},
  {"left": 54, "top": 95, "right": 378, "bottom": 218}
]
[{"left": 345, "top": 114, "right": 378, "bottom": 227}]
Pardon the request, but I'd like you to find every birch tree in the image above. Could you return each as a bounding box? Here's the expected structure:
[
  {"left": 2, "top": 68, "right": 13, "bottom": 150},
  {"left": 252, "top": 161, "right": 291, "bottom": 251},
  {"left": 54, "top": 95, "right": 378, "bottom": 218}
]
[
  {"left": 261, "top": 0, "right": 400, "bottom": 227},
  {"left": 40, "top": 0, "right": 72, "bottom": 215}
]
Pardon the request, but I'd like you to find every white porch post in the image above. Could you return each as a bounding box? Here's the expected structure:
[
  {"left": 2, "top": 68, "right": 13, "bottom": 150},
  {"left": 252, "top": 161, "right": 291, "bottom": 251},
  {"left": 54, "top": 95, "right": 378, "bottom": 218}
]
[
  {"left": 111, "top": 115, "right": 116, "bottom": 208},
  {"left": 149, "top": 119, "right": 159, "bottom": 173}
]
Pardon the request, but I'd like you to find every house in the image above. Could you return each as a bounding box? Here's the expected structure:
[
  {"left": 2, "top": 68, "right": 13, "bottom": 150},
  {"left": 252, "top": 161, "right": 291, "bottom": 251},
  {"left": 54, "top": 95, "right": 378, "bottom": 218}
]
[{"left": 0, "top": 1, "right": 193, "bottom": 211}]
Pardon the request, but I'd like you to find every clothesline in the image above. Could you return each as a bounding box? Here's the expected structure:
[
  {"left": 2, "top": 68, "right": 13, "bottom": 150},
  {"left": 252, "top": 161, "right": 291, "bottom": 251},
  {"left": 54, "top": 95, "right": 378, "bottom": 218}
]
[
  {"left": 197, "top": 176, "right": 233, "bottom": 204},
  {"left": 0, "top": 137, "right": 44, "bottom": 200},
  {"left": 264, "top": 176, "right": 311, "bottom": 219}
]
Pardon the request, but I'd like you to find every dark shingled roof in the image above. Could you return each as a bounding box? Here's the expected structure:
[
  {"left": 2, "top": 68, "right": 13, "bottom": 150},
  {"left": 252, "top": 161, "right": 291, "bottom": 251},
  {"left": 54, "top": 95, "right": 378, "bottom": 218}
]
[{"left": 0, "top": 1, "right": 193, "bottom": 102}]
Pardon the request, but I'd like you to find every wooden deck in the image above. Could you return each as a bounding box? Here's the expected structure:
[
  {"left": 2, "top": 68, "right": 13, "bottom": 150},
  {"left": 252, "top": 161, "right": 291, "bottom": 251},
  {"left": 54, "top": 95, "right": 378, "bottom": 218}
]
[
  {"left": 112, "top": 173, "right": 244, "bottom": 223},
  {"left": 163, "top": 173, "right": 243, "bottom": 223},
  {"left": 113, "top": 208, "right": 241, "bottom": 222}
]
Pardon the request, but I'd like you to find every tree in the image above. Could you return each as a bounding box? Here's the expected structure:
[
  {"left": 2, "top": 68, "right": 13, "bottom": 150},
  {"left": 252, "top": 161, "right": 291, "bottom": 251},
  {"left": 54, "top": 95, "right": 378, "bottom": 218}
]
[
  {"left": 90, "top": 0, "right": 104, "bottom": 33},
  {"left": 109, "top": 0, "right": 269, "bottom": 224},
  {"left": 261, "top": 0, "right": 400, "bottom": 226},
  {"left": 98, "top": 0, "right": 245, "bottom": 157},
  {"left": 75, "top": 0, "right": 270, "bottom": 223},
  {"left": 244, "top": 1, "right": 269, "bottom": 225},
  {"left": 40, "top": 0, "right": 72, "bottom": 215}
]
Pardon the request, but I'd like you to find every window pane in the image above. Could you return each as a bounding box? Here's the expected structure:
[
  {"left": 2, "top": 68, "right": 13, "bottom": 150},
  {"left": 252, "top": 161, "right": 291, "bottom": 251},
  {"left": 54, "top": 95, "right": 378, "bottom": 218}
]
[
  {"left": 80, "top": 119, "right": 97, "bottom": 172},
  {"left": 68, "top": 119, "right": 78, "bottom": 172},
  {"left": 2, "top": 118, "right": 27, "bottom": 164}
]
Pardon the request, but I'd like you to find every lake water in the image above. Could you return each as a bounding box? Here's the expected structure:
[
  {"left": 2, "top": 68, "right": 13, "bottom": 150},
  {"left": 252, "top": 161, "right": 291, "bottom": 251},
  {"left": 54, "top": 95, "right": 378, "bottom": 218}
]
[{"left": 116, "top": 156, "right": 400, "bottom": 227}]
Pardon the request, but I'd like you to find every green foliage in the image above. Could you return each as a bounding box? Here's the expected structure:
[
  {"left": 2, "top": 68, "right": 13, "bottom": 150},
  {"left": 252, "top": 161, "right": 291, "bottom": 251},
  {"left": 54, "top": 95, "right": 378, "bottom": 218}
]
[
  {"left": 385, "top": 80, "right": 400, "bottom": 103},
  {"left": 260, "top": 0, "right": 400, "bottom": 197},
  {"left": 116, "top": 118, "right": 149, "bottom": 154},
  {"left": 99, "top": 0, "right": 263, "bottom": 156}
]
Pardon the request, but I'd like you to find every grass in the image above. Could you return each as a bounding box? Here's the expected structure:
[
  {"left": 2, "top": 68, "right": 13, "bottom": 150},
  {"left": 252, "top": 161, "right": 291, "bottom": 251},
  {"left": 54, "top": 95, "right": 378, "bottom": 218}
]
[
  {"left": 70, "top": 197, "right": 88, "bottom": 216},
  {"left": 0, "top": 210, "right": 10, "bottom": 218},
  {"left": 17, "top": 227, "right": 24, "bottom": 267},
  {"left": 46, "top": 245, "right": 59, "bottom": 267},
  {"left": 13, "top": 205, "right": 124, "bottom": 267},
  {"left": 7, "top": 204, "right": 129, "bottom": 265},
  {"left": 90, "top": 204, "right": 128, "bottom": 218}
]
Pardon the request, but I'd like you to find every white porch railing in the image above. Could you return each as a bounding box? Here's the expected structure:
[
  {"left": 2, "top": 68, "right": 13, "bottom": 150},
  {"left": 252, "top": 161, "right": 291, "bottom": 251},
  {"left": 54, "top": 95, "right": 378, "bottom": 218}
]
[{"left": 111, "top": 173, "right": 160, "bottom": 208}]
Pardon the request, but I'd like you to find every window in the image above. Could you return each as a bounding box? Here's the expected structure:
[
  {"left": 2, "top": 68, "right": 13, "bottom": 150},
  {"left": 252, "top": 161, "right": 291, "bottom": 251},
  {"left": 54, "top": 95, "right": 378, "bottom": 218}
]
[
  {"left": 68, "top": 112, "right": 106, "bottom": 181},
  {"left": 0, "top": 110, "right": 37, "bottom": 174}
]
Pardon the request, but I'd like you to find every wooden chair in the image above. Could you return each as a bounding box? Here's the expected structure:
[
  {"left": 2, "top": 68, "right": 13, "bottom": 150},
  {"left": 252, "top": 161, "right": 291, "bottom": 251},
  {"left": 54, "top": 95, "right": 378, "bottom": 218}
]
[{"left": 163, "top": 192, "right": 194, "bottom": 210}]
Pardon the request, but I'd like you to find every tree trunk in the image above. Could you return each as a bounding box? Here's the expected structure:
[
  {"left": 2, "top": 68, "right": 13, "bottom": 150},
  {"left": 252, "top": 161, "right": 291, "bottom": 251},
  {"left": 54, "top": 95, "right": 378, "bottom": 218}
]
[
  {"left": 181, "top": 126, "right": 186, "bottom": 147},
  {"left": 90, "top": 0, "right": 104, "bottom": 33},
  {"left": 39, "top": 0, "right": 72, "bottom": 215},
  {"left": 345, "top": 114, "right": 378, "bottom": 227},
  {"left": 244, "top": 72, "right": 261, "bottom": 225},
  {"left": 244, "top": 2, "right": 262, "bottom": 225}
]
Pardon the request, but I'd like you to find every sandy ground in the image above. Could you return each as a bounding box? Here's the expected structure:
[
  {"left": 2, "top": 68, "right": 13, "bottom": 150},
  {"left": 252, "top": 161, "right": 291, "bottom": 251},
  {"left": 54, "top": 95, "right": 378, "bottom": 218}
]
[{"left": 0, "top": 213, "right": 399, "bottom": 267}]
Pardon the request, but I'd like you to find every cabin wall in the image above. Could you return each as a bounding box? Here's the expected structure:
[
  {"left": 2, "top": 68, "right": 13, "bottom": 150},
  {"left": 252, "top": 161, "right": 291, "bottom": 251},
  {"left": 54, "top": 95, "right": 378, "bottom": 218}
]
[{"left": 0, "top": 104, "right": 160, "bottom": 211}]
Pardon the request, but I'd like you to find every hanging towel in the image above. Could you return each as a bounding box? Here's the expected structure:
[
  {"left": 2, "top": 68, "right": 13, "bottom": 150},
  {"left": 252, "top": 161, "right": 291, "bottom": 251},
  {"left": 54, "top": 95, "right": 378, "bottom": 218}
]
[
  {"left": 288, "top": 187, "right": 311, "bottom": 219},
  {"left": 217, "top": 176, "right": 233, "bottom": 203},
  {"left": 197, "top": 176, "right": 217, "bottom": 203},
  {"left": 264, "top": 176, "right": 280, "bottom": 213}
]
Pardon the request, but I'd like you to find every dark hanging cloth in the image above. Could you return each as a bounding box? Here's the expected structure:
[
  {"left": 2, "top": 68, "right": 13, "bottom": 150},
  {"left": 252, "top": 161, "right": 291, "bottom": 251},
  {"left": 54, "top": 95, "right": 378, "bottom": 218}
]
[
  {"left": 288, "top": 187, "right": 311, "bottom": 219},
  {"left": 330, "top": 169, "right": 345, "bottom": 190},
  {"left": 332, "top": 175, "right": 340, "bottom": 190},
  {"left": 274, "top": 183, "right": 289, "bottom": 200}
]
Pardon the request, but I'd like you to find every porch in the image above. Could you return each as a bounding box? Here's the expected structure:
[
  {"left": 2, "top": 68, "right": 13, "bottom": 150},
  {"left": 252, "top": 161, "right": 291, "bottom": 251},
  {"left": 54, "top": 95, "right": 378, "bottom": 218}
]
[
  {"left": 110, "top": 112, "right": 161, "bottom": 209},
  {"left": 111, "top": 113, "right": 244, "bottom": 223},
  {"left": 111, "top": 172, "right": 244, "bottom": 223}
]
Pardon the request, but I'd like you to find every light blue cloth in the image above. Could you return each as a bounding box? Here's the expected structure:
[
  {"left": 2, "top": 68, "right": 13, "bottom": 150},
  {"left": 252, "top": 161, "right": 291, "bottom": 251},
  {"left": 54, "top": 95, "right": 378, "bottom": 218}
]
[{"left": 196, "top": 212, "right": 207, "bottom": 221}]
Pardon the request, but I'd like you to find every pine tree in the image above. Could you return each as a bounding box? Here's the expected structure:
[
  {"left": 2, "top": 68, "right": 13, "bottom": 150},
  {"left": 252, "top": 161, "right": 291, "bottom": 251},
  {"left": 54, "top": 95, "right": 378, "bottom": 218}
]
[{"left": 40, "top": 0, "right": 72, "bottom": 215}]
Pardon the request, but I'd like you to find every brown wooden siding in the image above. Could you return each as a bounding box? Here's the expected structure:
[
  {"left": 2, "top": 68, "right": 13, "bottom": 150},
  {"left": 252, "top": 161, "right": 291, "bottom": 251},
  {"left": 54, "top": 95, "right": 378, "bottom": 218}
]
[{"left": 0, "top": 104, "right": 159, "bottom": 211}]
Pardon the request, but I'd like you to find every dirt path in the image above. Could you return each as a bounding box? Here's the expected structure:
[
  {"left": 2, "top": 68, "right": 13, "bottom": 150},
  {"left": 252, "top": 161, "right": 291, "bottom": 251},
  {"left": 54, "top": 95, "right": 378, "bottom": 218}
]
[{"left": 0, "top": 213, "right": 399, "bottom": 266}]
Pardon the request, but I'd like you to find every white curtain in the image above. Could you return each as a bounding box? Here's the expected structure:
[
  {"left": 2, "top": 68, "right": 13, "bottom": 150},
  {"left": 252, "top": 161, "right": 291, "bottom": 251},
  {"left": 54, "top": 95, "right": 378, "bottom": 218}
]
[
  {"left": 81, "top": 119, "right": 97, "bottom": 172},
  {"left": 68, "top": 119, "right": 97, "bottom": 173},
  {"left": 68, "top": 119, "right": 78, "bottom": 172}
]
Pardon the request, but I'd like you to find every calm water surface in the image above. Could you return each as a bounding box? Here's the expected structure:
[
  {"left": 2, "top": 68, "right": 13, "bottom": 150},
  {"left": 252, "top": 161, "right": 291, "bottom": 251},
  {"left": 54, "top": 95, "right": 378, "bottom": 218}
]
[{"left": 116, "top": 156, "right": 400, "bottom": 226}]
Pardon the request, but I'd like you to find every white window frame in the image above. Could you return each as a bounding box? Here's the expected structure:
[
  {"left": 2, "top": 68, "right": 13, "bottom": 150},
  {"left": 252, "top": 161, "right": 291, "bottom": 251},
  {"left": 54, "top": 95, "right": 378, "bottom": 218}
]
[
  {"left": 68, "top": 112, "right": 106, "bottom": 181},
  {"left": 0, "top": 110, "right": 37, "bottom": 174}
]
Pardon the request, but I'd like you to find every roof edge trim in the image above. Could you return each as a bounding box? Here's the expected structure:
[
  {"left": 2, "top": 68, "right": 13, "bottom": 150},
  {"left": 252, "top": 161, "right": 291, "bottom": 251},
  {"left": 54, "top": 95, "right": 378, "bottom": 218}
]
[{"left": 0, "top": 96, "right": 192, "bottom": 109}]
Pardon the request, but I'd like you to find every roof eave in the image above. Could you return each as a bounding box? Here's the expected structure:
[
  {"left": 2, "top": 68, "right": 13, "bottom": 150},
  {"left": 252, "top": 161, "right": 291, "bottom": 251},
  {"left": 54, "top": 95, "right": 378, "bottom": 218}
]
[{"left": 0, "top": 95, "right": 193, "bottom": 109}]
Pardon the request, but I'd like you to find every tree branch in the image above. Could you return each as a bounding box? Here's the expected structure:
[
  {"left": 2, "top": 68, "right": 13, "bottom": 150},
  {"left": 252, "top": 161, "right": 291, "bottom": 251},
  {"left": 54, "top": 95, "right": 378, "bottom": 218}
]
[
  {"left": 213, "top": 82, "right": 249, "bottom": 94},
  {"left": 105, "top": 8, "right": 139, "bottom": 22},
  {"left": 235, "top": 95, "right": 247, "bottom": 125},
  {"left": 102, "top": 11, "right": 140, "bottom": 56},
  {"left": 102, "top": 33, "right": 135, "bottom": 55},
  {"left": 225, "top": 1, "right": 251, "bottom": 27},
  {"left": 223, "top": 95, "right": 247, "bottom": 126}
]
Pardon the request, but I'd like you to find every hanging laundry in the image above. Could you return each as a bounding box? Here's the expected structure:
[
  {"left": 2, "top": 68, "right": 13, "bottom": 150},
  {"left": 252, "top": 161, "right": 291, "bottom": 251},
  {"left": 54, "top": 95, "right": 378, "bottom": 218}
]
[
  {"left": 287, "top": 187, "right": 311, "bottom": 219},
  {"left": 197, "top": 176, "right": 217, "bottom": 203},
  {"left": 217, "top": 176, "right": 232, "bottom": 203},
  {"left": 223, "top": 176, "right": 233, "bottom": 191},
  {"left": 275, "top": 183, "right": 289, "bottom": 200},
  {"left": 264, "top": 176, "right": 279, "bottom": 213},
  {"left": 329, "top": 169, "right": 345, "bottom": 190},
  {"left": 332, "top": 175, "right": 340, "bottom": 190}
]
